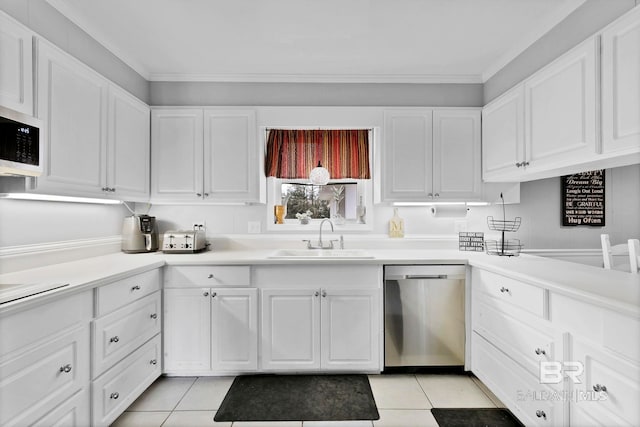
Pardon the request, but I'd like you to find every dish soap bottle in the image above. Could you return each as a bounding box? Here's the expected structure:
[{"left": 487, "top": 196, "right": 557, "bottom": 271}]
[{"left": 389, "top": 208, "right": 404, "bottom": 238}]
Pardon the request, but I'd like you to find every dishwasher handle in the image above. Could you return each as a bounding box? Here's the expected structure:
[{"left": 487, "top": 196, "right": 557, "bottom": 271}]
[{"left": 405, "top": 274, "right": 448, "bottom": 280}]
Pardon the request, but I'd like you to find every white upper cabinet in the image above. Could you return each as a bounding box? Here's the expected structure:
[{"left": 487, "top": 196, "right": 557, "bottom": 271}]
[
  {"left": 151, "top": 109, "right": 204, "bottom": 202},
  {"left": 35, "top": 38, "right": 109, "bottom": 196},
  {"left": 0, "top": 12, "right": 33, "bottom": 115},
  {"left": 383, "top": 109, "right": 482, "bottom": 202},
  {"left": 34, "top": 38, "right": 150, "bottom": 200},
  {"left": 482, "top": 86, "right": 525, "bottom": 180},
  {"left": 601, "top": 6, "right": 640, "bottom": 155},
  {"left": 524, "top": 37, "right": 598, "bottom": 171},
  {"left": 107, "top": 86, "right": 150, "bottom": 200},
  {"left": 433, "top": 110, "right": 481, "bottom": 200},
  {"left": 151, "top": 108, "right": 260, "bottom": 203},
  {"left": 204, "top": 109, "right": 259, "bottom": 202},
  {"left": 383, "top": 110, "right": 433, "bottom": 201}
]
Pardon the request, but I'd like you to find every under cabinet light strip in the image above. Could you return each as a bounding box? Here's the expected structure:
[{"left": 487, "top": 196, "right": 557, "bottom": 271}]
[
  {"left": 0, "top": 193, "right": 123, "bottom": 205},
  {"left": 392, "top": 202, "right": 491, "bottom": 207}
]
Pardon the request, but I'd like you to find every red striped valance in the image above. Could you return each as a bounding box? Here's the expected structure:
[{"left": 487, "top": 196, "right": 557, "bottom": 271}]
[{"left": 265, "top": 129, "right": 371, "bottom": 180}]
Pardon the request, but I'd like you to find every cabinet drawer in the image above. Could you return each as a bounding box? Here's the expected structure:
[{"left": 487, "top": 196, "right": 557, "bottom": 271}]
[
  {"left": 92, "top": 334, "right": 161, "bottom": 427},
  {"left": 96, "top": 268, "right": 161, "bottom": 316},
  {"left": 0, "top": 325, "right": 89, "bottom": 426},
  {"left": 473, "top": 268, "right": 546, "bottom": 318},
  {"left": 473, "top": 297, "right": 558, "bottom": 379},
  {"left": 92, "top": 291, "right": 161, "bottom": 378},
  {"left": 165, "top": 265, "right": 250, "bottom": 287},
  {"left": 572, "top": 338, "right": 640, "bottom": 426},
  {"left": 472, "top": 332, "right": 562, "bottom": 426},
  {"left": 32, "top": 388, "right": 90, "bottom": 427}
]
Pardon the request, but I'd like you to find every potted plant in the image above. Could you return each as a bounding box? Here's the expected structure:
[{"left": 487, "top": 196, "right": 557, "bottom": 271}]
[{"left": 296, "top": 210, "right": 312, "bottom": 225}]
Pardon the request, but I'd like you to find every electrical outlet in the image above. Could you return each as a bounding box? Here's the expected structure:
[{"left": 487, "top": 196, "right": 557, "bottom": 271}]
[
  {"left": 248, "top": 221, "right": 261, "bottom": 234},
  {"left": 192, "top": 221, "right": 206, "bottom": 231},
  {"left": 454, "top": 220, "right": 468, "bottom": 233}
]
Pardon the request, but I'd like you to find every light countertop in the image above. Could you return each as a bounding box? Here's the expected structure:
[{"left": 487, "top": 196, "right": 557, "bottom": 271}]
[{"left": 1, "top": 248, "right": 638, "bottom": 316}]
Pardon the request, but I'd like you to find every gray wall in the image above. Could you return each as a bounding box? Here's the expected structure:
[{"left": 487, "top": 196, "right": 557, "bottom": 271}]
[
  {"left": 0, "top": 0, "right": 149, "bottom": 103},
  {"left": 150, "top": 82, "right": 484, "bottom": 107},
  {"left": 484, "top": 0, "right": 637, "bottom": 103}
]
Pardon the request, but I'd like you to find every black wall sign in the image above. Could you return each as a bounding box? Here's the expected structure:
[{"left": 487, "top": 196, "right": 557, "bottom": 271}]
[{"left": 562, "top": 170, "right": 605, "bottom": 226}]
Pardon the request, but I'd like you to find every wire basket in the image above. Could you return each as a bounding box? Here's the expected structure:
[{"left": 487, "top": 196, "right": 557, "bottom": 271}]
[
  {"left": 485, "top": 239, "right": 523, "bottom": 257},
  {"left": 487, "top": 216, "right": 521, "bottom": 232}
]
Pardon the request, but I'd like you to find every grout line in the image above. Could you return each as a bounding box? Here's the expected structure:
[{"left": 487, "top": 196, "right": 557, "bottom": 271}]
[
  {"left": 158, "top": 376, "right": 200, "bottom": 426},
  {"left": 413, "top": 374, "right": 435, "bottom": 408}
]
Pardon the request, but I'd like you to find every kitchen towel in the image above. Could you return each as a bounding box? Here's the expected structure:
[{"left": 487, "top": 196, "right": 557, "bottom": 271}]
[{"left": 214, "top": 374, "right": 379, "bottom": 422}]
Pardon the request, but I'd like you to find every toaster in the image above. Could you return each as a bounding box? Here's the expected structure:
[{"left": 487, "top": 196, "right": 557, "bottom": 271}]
[{"left": 162, "top": 230, "right": 207, "bottom": 253}]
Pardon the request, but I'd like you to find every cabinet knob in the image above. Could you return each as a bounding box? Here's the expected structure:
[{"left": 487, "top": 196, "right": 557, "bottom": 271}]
[
  {"left": 131, "top": 285, "right": 141, "bottom": 291},
  {"left": 516, "top": 162, "right": 523, "bottom": 168},
  {"left": 211, "top": 292, "right": 217, "bottom": 298},
  {"left": 434, "top": 193, "right": 440, "bottom": 198},
  {"left": 110, "top": 392, "right": 119, "bottom": 400},
  {"left": 593, "top": 384, "right": 607, "bottom": 393},
  {"left": 150, "top": 313, "right": 158, "bottom": 319},
  {"left": 208, "top": 274, "right": 215, "bottom": 279},
  {"left": 59, "top": 364, "right": 72, "bottom": 373},
  {"left": 523, "top": 161, "right": 530, "bottom": 167},
  {"left": 535, "top": 348, "right": 546, "bottom": 356},
  {"left": 204, "top": 193, "right": 209, "bottom": 197},
  {"left": 535, "top": 410, "right": 546, "bottom": 419},
  {"left": 102, "top": 187, "right": 108, "bottom": 192},
  {"left": 110, "top": 336, "right": 120, "bottom": 343},
  {"left": 196, "top": 193, "right": 202, "bottom": 197},
  {"left": 499, "top": 287, "right": 509, "bottom": 293},
  {"left": 203, "top": 292, "right": 209, "bottom": 297},
  {"left": 428, "top": 193, "right": 433, "bottom": 198},
  {"left": 314, "top": 291, "right": 320, "bottom": 297},
  {"left": 321, "top": 290, "right": 327, "bottom": 298},
  {"left": 150, "top": 359, "right": 157, "bottom": 365}
]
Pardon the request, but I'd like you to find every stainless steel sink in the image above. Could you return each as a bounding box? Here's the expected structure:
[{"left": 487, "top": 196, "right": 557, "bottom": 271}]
[{"left": 268, "top": 249, "right": 374, "bottom": 259}]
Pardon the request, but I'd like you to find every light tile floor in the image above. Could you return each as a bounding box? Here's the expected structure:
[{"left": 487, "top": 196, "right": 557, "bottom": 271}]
[{"left": 111, "top": 374, "right": 504, "bottom": 427}]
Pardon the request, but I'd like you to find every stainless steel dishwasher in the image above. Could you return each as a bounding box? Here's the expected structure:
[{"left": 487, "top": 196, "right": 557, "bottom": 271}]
[{"left": 384, "top": 265, "right": 465, "bottom": 368}]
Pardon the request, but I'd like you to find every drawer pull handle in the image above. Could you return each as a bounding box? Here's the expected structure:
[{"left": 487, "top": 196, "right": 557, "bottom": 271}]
[
  {"left": 211, "top": 292, "right": 217, "bottom": 298},
  {"left": 110, "top": 392, "right": 119, "bottom": 400},
  {"left": 203, "top": 292, "right": 209, "bottom": 297},
  {"left": 59, "top": 364, "right": 72, "bottom": 373},
  {"left": 535, "top": 410, "right": 546, "bottom": 419},
  {"left": 150, "top": 313, "right": 158, "bottom": 319},
  {"left": 150, "top": 359, "right": 157, "bottom": 365},
  {"left": 131, "top": 285, "right": 141, "bottom": 291},
  {"left": 208, "top": 274, "right": 215, "bottom": 279},
  {"left": 593, "top": 384, "right": 607, "bottom": 393},
  {"left": 499, "top": 287, "right": 509, "bottom": 293},
  {"left": 110, "top": 336, "right": 120, "bottom": 343},
  {"left": 535, "top": 348, "right": 546, "bottom": 356}
]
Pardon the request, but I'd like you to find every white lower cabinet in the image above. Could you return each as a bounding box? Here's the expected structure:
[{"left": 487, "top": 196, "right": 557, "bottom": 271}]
[
  {"left": 163, "top": 287, "right": 258, "bottom": 374},
  {"left": 261, "top": 287, "right": 380, "bottom": 372},
  {"left": 32, "top": 388, "right": 90, "bottom": 427},
  {"left": 0, "top": 324, "right": 90, "bottom": 427},
  {"left": 91, "top": 334, "right": 161, "bottom": 427}
]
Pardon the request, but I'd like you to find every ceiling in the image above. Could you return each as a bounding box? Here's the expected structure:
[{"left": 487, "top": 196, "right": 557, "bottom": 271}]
[{"left": 46, "top": 0, "right": 586, "bottom": 83}]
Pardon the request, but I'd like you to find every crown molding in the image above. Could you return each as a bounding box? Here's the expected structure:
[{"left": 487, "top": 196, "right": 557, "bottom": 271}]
[{"left": 148, "top": 73, "right": 483, "bottom": 84}]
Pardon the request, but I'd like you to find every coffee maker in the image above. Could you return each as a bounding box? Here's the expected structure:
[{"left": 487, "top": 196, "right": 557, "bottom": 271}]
[{"left": 121, "top": 215, "right": 158, "bottom": 253}]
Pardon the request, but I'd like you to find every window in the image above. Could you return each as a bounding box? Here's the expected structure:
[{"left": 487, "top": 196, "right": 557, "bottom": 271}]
[{"left": 264, "top": 128, "right": 374, "bottom": 231}]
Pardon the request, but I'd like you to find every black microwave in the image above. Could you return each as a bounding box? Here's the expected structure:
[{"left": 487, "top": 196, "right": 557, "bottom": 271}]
[{"left": 0, "top": 106, "right": 43, "bottom": 177}]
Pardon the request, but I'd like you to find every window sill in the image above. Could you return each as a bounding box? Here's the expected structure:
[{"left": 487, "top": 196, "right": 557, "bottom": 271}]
[{"left": 266, "top": 220, "right": 373, "bottom": 232}]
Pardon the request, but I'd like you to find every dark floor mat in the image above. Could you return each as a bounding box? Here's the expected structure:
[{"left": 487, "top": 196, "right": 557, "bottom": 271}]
[
  {"left": 214, "top": 374, "right": 379, "bottom": 422},
  {"left": 431, "top": 408, "right": 524, "bottom": 427}
]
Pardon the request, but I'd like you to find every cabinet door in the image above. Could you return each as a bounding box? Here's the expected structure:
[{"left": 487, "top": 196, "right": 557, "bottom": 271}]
[
  {"left": 203, "top": 109, "right": 260, "bottom": 203},
  {"left": 382, "top": 110, "right": 433, "bottom": 201},
  {"left": 321, "top": 288, "right": 380, "bottom": 371},
  {"left": 601, "top": 6, "right": 640, "bottom": 155},
  {"left": 31, "top": 388, "right": 90, "bottom": 427},
  {"left": 524, "top": 37, "right": 598, "bottom": 171},
  {"left": 433, "top": 110, "right": 481, "bottom": 200},
  {"left": 261, "top": 289, "right": 321, "bottom": 371},
  {"left": 163, "top": 288, "right": 211, "bottom": 373},
  {"left": 151, "top": 109, "right": 204, "bottom": 201},
  {"left": 107, "top": 85, "right": 150, "bottom": 201},
  {"left": 0, "top": 12, "right": 33, "bottom": 115},
  {"left": 211, "top": 288, "right": 258, "bottom": 371},
  {"left": 35, "top": 39, "right": 108, "bottom": 196},
  {"left": 482, "top": 86, "right": 525, "bottom": 181}
]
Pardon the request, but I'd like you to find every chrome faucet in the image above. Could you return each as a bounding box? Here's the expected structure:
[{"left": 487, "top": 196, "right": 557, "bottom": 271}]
[{"left": 303, "top": 219, "right": 343, "bottom": 249}]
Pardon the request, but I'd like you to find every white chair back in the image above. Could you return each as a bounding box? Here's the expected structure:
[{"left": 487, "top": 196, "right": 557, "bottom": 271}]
[
  {"left": 629, "top": 239, "right": 640, "bottom": 274},
  {"left": 601, "top": 234, "right": 639, "bottom": 273}
]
